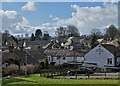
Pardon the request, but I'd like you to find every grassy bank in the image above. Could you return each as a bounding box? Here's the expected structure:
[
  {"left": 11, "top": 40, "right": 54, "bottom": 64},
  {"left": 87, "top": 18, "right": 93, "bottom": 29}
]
[{"left": 2, "top": 74, "right": 119, "bottom": 86}]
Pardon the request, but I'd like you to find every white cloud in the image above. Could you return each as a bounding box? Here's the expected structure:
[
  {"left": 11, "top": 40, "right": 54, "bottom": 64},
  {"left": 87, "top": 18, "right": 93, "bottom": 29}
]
[
  {"left": 1, "top": 10, "right": 55, "bottom": 36},
  {"left": 1, "top": 0, "right": 24, "bottom": 2},
  {"left": 0, "top": 10, "right": 17, "bottom": 19},
  {"left": 1, "top": 10, "right": 56, "bottom": 36},
  {"left": 22, "top": 2, "right": 118, "bottom": 36},
  {"left": 22, "top": 1, "right": 36, "bottom": 11},
  {"left": 50, "top": 2, "right": 118, "bottom": 35},
  {"left": 49, "top": 14, "right": 60, "bottom": 21},
  {"left": 1, "top": 0, "right": 119, "bottom": 2},
  {"left": 15, "top": 17, "right": 30, "bottom": 31},
  {"left": 1, "top": 10, "right": 35, "bottom": 34},
  {"left": 1, "top": 2, "right": 118, "bottom": 36},
  {"left": 85, "top": 0, "right": 118, "bottom": 2}
]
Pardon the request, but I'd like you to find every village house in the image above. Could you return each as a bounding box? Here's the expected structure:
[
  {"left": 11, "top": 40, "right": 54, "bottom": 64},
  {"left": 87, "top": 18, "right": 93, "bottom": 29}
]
[
  {"left": 44, "top": 49, "right": 87, "bottom": 69},
  {"left": 84, "top": 44, "right": 120, "bottom": 70},
  {"left": 2, "top": 44, "right": 42, "bottom": 68}
]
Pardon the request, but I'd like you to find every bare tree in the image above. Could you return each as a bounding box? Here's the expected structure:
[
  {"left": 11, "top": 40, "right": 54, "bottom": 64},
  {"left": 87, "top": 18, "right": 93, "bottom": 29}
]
[
  {"left": 66, "top": 25, "right": 80, "bottom": 37},
  {"left": 106, "top": 25, "right": 119, "bottom": 40},
  {"left": 55, "top": 26, "right": 66, "bottom": 37},
  {"left": 55, "top": 25, "right": 80, "bottom": 37},
  {"left": 90, "top": 28, "right": 102, "bottom": 38}
]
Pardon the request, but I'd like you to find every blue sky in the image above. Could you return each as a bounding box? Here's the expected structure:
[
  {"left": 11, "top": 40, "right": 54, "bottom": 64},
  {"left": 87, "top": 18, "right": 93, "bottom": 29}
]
[
  {"left": 1, "top": 2, "right": 118, "bottom": 36},
  {"left": 2, "top": 2, "right": 104, "bottom": 26}
]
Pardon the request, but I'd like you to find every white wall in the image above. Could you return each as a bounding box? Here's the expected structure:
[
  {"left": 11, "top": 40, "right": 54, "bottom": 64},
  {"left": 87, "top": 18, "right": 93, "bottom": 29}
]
[
  {"left": 48, "top": 56, "right": 83, "bottom": 65},
  {"left": 84, "top": 44, "right": 115, "bottom": 68}
]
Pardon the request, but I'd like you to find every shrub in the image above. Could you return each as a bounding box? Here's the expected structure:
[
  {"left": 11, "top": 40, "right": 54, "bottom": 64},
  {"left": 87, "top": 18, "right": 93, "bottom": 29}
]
[
  {"left": 34, "top": 64, "right": 40, "bottom": 73},
  {"left": 20, "top": 64, "right": 35, "bottom": 75},
  {"left": 3, "top": 64, "right": 20, "bottom": 76},
  {"left": 44, "top": 58, "right": 49, "bottom": 69},
  {"left": 3, "top": 64, "right": 38, "bottom": 76}
]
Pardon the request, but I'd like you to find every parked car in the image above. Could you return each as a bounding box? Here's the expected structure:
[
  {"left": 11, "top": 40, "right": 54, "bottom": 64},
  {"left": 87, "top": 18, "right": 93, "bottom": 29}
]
[{"left": 67, "top": 68, "right": 94, "bottom": 76}]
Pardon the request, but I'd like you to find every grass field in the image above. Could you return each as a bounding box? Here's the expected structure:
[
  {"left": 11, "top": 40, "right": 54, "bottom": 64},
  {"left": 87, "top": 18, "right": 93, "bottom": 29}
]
[{"left": 2, "top": 74, "right": 119, "bottom": 86}]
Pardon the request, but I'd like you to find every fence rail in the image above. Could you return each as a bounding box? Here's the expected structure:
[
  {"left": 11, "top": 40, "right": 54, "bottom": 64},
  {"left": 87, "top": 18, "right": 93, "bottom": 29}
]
[{"left": 39, "top": 69, "right": 119, "bottom": 79}]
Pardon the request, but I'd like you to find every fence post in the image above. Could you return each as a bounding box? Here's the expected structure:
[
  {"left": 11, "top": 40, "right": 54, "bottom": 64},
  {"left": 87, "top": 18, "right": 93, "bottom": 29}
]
[
  {"left": 51, "top": 69, "right": 53, "bottom": 78},
  {"left": 63, "top": 69, "right": 65, "bottom": 79},
  {"left": 43, "top": 70, "right": 45, "bottom": 77},
  {"left": 88, "top": 73, "right": 90, "bottom": 78},
  {"left": 75, "top": 70, "right": 77, "bottom": 79},
  {"left": 104, "top": 71, "right": 106, "bottom": 79},
  {"left": 104, "top": 68, "right": 106, "bottom": 79},
  {"left": 75, "top": 65, "right": 77, "bottom": 79},
  {"left": 47, "top": 69, "right": 49, "bottom": 77},
  {"left": 40, "top": 70, "right": 41, "bottom": 77}
]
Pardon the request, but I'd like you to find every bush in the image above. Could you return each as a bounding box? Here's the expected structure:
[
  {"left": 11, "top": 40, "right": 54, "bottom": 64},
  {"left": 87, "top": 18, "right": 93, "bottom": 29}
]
[
  {"left": 34, "top": 64, "right": 40, "bottom": 73},
  {"left": 3, "top": 64, "right": 20, "bottom": 76},
  {"left": 3, "top": 64, "right": 39, "bottom": 76},
  {"left": 44, "top": 58, "right": 49, "bottom": 69},
  {"left": 20, "top": 64, "right": 35, "bottom": 75}
]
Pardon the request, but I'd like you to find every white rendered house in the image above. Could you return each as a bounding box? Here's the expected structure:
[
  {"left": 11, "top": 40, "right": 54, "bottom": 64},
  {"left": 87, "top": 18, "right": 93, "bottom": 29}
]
[
  {"left": 44, "top": 49, "right": 85, "bottom": 66},
  {"left": 84, "top": 44, "right": 119, "bottom": 69}
]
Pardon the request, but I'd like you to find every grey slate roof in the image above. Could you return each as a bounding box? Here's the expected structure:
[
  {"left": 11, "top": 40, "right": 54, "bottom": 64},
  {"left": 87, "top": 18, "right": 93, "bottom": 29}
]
[
  {"left": 44, "top": 49, "right": 86, "bottom": 57},
  {"left": 102, "top": 44, "right": 120, "bottom": 57}
]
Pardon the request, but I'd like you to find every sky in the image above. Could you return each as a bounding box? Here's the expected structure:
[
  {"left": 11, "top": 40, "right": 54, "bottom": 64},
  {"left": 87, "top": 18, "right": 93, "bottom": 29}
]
[{"left": 1, "top": 1, "right": 118, "bottom": 36}]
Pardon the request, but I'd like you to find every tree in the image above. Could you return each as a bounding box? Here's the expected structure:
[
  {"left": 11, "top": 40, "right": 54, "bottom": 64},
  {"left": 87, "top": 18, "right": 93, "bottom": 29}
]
[
  {"left": 40, "top": 62, "right": 45, "bottom": 69},
  {"left": 30, "top": 33, "right": 35, "bottom": 41},
  {"left": 2, "top": 30, "right": 10, "bottom": 45},
  {"left": 55, "top": 26, "right": 66, "bottom": 37},
  {"left": 35, "top": 29, "right": 42, "bottom": 40},
  {"left": 66, "top": 25, "right": 80, "bottom": 37},
  {"left": 55, "top": 25, "right": 80, "bottom": 37},
  {"left": 42, "top": 31, "right": 50, "bottom": 40},
  {"left": 89, "top": 28, "right": 102, "bottom": 49},
  {"left": 44, "top": 58, "right": 49, "bottom": 69},
  {"left": 90, "top": 28, "right": 102, "bottom": 39},
  {"left": 90, "top": 33, "right": 98, "bottom": 49},
  {"left": 106, "top": 25, "right": 119, "bottom": 40}
]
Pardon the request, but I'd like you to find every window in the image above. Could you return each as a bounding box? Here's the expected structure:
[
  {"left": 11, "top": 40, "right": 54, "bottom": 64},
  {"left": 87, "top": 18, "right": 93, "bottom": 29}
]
[
  {"left": 63, "top": 57, "right": 66, "bottom": 60},
  {"left": 57, "top": 57, "right": 59, "bottom": 60},
  {"left": 51, "top": 57, "right": 53, "bottom": 61},
  {"left": 48, "top": 57, "right": 50, "bottom": 61},
  {"left": 107, "top": 58, "right": 112, "bottom": 64},
  {"left": 73, "top": 57, "right": 77, "bottom": 61},
  {"left": 57, "top": 56, "right": 60, "bottom": 60}
]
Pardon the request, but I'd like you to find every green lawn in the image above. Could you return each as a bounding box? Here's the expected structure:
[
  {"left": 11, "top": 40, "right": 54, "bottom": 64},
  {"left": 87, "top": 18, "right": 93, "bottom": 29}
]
[{"left": 2, "top": 74, "right": 119, "bottom": 86}]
